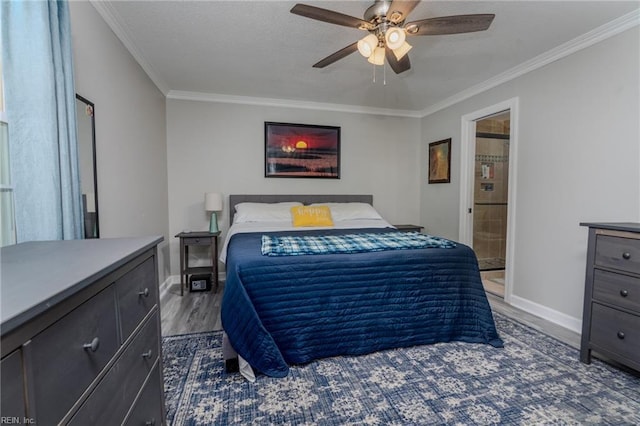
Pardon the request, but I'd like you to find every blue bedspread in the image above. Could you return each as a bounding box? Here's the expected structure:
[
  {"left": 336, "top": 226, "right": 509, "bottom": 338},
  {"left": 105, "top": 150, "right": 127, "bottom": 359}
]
[{"left": 221, "top": 228, "right": 503, "bottom": 378}]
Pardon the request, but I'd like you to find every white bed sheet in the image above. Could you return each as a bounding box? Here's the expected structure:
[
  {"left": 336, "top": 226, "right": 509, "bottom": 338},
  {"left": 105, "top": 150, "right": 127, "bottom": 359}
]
[{"left": 219, "top": 218, "right": 394, "bottom": 263}]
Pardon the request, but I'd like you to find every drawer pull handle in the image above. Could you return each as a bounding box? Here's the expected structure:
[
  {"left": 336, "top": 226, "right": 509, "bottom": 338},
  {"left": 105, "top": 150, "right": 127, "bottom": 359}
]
[
  {"left": 622, "top": 252, "right": 631, "bottom": 260},
  {"left": 138, "top": 288, "right": 150, "bottom": 298},
  {"left": 145, "top": 419, "right": 156, "bottom": 426},
  {"left": 142, "top": 349, "right": 153, "bottom": 359},
  {"left": 83, "top": 337, "right": 100, "bottom": 352},
  {"left": 617, "top": 331, "right": 625, "bottom": 340},
  {"left": 620, "top": 289, "right": 629, "bottom": 297}
]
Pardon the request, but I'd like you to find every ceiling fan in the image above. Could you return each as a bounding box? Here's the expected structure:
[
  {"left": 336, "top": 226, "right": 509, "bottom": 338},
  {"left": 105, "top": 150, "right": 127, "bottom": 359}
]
[{"left": 290, "top": 0, "right": 495, "bottom": 74}]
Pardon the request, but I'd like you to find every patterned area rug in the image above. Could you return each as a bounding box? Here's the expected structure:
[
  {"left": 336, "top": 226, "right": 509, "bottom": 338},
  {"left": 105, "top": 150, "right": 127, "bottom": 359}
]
[{"left": 162, "top": 313, "right": 640, "bottom": 425}]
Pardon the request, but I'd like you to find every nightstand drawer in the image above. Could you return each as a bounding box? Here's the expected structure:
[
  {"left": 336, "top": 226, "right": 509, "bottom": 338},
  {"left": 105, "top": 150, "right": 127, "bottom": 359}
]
[
  {"left": 183, "top": 236, "right": 211, "bottom": 246},
  {"left": 595, "top": 235, "right": 640, "bottom": 275},
  {"left": 591, "top": 303, "right": 640, "bottom": 364},
  {"left": 116, "top": 257, "right": 158, "bottom": 343},
  {"left": 593, "top": 269, "right": 640, "bottom": 312},
  {"left": 29, "top": 285, "right": 118, "bottom": 424}
]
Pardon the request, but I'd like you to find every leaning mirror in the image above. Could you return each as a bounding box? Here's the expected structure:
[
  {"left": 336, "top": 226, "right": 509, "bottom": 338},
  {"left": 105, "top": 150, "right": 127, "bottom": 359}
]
[{"left": 75, "top": 94, "right": 99, "bottom": 238}]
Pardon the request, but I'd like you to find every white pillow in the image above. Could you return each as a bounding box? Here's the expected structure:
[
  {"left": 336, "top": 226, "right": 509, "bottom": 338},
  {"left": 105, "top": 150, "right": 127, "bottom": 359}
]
[
  {"left": 310, "top": 202, "right": 383, "bottom": 221},
  {"left": 234, "top": 202, "right": 302, "bottom": 223}
]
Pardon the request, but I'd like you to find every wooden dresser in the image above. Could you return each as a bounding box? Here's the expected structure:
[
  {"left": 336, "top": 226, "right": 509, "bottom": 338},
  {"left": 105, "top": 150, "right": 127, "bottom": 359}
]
[
  {"left": 580, "top": 222, "right": 640, "bottom": 372},
  {"left": 0, "top": 236, "right": 166, "bottom": 425}
]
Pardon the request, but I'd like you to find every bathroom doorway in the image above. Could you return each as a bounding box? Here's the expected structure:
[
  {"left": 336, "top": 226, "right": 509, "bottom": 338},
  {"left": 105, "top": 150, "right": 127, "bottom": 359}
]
[
  {"left": 460, "top": 98, "right": 518, "bottom": 303},
  {"left": 473, "top": 112, "right": 510, "bottom": 298}
]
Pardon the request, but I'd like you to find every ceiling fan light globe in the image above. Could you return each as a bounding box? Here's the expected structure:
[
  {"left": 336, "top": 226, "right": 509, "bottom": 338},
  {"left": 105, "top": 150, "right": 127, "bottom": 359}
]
[
  {"left": 357, "top": 34, "right": 378, "bottom": 58},
  {"left": 367, "top": 46, "right": 385, "bottom": 66},
  {"left": 385, "top": 27, "right": 406, "bottom": 50},
  {"left": 393, "top": 41, "right": 412, "bottom": 60}
]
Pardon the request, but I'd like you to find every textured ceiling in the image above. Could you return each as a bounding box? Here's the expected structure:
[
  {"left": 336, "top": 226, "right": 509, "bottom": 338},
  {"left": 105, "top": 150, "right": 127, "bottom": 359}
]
[{"left": 96, "top": 1, "right": 639, "bottom": 114}]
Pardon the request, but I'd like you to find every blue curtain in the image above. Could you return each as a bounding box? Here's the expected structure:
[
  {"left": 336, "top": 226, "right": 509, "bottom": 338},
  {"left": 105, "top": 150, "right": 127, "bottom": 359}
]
[{"left": 1, "top": 0, "right": 83, "bottom": 241}]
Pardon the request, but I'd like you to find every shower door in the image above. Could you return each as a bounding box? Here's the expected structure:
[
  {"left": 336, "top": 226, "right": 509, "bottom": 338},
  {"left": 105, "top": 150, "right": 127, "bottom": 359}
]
[{"left": 473, "top": 113, "right": 510, "bottom": 273}]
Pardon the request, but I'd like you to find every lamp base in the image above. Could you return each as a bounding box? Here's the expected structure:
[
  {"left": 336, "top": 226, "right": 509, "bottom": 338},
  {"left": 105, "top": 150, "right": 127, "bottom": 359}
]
[{"left": 209, "top": 212, "right": 219, "bottom": 233}]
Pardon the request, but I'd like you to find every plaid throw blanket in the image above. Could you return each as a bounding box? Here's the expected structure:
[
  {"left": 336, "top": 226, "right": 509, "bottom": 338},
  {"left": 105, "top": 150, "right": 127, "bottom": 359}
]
[{"left": 261, "top": 231, "right": 456, "bottom": 256}]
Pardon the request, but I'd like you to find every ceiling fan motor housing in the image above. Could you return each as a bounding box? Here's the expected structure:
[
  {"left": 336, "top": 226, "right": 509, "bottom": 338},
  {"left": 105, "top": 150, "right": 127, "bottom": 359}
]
[
  {"left": 363, "top": 0, "right": 409, "bottom": 47},
  {"left": 364, "top": 0, "right": 392, "bottom": 23}
]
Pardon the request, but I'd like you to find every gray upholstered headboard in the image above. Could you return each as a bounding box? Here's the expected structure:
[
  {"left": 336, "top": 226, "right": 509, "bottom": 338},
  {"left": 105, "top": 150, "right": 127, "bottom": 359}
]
[{"left": 229, "top": 194, "right": 373, "bottom": 224}]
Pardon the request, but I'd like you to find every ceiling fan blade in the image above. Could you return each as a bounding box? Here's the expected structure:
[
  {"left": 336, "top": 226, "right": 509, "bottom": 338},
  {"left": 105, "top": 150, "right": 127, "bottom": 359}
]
[
  {"left": 387, "top": 0, "right": 421, "bottom": 24},
  {"left": 405, "top": 14, "right": 495, "bottom": 36},
  {"left": 313, "top": 42, "right": 359, "bottom": 68},
  {"left": 291, "top": 4, "right": 371, "bottom": 29},
  {"left": 385, "top": 47, "right": 411, "bottom": 74}
]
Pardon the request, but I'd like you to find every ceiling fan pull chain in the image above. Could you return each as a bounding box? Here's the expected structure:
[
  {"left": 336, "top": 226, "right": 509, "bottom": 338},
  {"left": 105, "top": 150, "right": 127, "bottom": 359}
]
[
  {"left": 372, "top": 62, "right": 376, "bottom": 83},
  {"left": 383, "top": 62, "right": 387, "bottom": 85}
]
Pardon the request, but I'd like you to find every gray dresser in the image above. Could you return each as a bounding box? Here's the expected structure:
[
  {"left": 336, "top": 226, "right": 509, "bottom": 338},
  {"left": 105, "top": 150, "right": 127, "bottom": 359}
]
[
  {"left": 1, "top": 236, "right": 166, "bottom": 425},
  {"left": 580, "top": 222, "right": 640, "bottom": 372}
]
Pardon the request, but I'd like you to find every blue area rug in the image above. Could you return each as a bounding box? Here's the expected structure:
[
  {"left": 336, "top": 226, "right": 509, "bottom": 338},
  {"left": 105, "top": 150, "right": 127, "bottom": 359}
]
[{"left": 162, "top": 313, "right": 640, "bottom": 425}]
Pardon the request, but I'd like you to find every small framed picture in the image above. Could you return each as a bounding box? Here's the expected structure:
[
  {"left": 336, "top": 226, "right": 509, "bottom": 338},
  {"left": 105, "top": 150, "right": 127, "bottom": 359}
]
[
  {"left": 428, "top": 138, "right": 451, "bottom": 184},
  {"left": 265, "top": 122, "right": 340, "bottom": 179}
]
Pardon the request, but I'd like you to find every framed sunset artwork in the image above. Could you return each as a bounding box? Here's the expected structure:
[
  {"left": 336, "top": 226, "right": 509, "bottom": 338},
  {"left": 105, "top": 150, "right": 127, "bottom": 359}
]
[{"left": 264, "top": 122, "right": 340, "bottom": 179}]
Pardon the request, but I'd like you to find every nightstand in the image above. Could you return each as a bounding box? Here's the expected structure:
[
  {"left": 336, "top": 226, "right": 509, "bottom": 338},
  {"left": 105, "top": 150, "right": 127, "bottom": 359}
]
[
  {"left": 175, "top": 231, "right": 220, "bottom": 296},
  {"left": 394, "top": 224, "right": 424, "bottom": 233}
]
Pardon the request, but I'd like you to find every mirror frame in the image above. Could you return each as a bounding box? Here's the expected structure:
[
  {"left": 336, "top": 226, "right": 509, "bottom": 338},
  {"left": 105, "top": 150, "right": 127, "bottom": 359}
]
[{"left": 76, "top": 94, "right": 99, "bottom": 238}]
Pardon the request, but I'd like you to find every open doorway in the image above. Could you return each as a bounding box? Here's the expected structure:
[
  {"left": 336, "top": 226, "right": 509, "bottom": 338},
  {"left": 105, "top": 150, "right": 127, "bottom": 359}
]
[
  {"left": 459, "top": 98, "right": 518, "bottom": 304},
  {"left": 474, "top": 112, "right": 510, "bottom": 298}
]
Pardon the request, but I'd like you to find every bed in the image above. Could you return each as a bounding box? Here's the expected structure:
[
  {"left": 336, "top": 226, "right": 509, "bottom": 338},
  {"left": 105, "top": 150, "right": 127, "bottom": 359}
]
[{"left": 220, "top": 194, "right": 503, "bottom": 379}]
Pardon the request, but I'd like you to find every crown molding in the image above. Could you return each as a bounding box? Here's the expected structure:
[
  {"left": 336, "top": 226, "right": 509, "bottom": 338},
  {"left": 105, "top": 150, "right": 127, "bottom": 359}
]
[
  {"left": 89, "top": 0, "right": 170, "bottom": 95},
  {"left": 89, "top": 2, "right": 637, "bottom": 119},
  {"left": 419, "top": 9, "right": 640, "bottom": 118},
  {"left": 166, "top": 90, "right": 423, "bottom": 118}
]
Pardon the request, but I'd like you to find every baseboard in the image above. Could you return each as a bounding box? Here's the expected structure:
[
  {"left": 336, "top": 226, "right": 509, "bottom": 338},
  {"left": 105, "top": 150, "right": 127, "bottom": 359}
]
[
  {"left": 159, "top": 275, "right": 177, "bottom": 293},
  {"left": 509, "top": 295, "right": 582, "bottom": 335}
]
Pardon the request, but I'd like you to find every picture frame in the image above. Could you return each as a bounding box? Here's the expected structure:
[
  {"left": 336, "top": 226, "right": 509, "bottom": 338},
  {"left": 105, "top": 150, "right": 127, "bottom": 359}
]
[
  {"left": 265, "top": 122, "right": 340, "bottom": 179},
  {"left": 428, "top": 138, "right": 451, "bottom": 184}
]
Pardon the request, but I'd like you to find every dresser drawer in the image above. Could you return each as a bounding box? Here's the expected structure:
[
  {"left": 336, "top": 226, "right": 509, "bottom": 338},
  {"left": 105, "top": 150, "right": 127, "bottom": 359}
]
[
  {"left": 590, "top": 303, "right": 640, "bottom": 364},
  {"left": 29, "top": 285, "right": 118, "bottom": 424},
  {"left": 593, "top": 269, "right": 640, "bottom": 313},
  {"left": 124, "top": 362, "right": 164, "bottom": 426},
  {"left": 1, "top": 350, "right": 26, "bottom": 419},
  {"left": 116, "top": 257, "right": 158, "bottom": 343},
  {"left": 595, "top": 235, "right": 640, "bottom": 275},
  {"left": 69, "top": 311, "right": 160, "bottom": 425}
]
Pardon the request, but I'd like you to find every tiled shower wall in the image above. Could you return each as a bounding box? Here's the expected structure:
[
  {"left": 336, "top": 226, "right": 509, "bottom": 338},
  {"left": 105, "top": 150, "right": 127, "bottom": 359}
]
[{"left": 473, "top": 118, "right": 509, "bottom": 268}]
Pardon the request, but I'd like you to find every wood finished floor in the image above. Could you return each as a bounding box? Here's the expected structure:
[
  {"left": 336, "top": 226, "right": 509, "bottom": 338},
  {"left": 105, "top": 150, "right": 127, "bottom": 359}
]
[
  {"left": 160, "top": 282, "right": 223, "bottom": 336},
  {"left": 159, "top": 279, "right": 580, "bottom": 349}
]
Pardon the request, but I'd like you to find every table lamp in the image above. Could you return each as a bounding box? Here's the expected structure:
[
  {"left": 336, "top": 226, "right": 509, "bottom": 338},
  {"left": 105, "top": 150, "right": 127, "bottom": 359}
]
[{"left": 204, "top": 192, "right": 222, "bottom": 233}]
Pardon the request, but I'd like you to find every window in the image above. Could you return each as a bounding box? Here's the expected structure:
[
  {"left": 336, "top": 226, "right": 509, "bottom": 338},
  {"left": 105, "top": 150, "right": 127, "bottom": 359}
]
[{"left": 0, "top": 61, "right": 16, "bottom": 246}]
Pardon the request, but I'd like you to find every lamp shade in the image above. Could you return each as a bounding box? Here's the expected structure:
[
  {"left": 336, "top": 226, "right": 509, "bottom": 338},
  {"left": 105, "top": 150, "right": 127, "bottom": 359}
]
[
  {"left": 392, "top": 41, "right": 412, "bottom": 60},
  {"left": 367, "top": 46, "right": 385, "bottom": 66},
  {"left": 204, "top": 192, "right": 223, "bottom": 211},
  {"left": 385, "top": 27, "right": 406, "bottom": 50},
  {"left": 357, "top": 34, "right": 378, "bottom": 58}
]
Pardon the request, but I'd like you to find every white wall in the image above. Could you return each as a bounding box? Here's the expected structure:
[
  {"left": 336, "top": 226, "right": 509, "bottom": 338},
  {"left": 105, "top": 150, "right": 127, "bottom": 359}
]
[
  {"left": 166, "top": 100, "right": 421, "bottom": 274},
  {"left": 70, "top": 2, "right": 170, "bottom": 280},
  {"left": 420, "top": 27, "right": 640, "bottom": 329}
]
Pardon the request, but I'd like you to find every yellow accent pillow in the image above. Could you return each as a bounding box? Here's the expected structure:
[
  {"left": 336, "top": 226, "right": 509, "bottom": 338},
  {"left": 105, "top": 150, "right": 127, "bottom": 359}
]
[{"left": 291, "top": 205, "right": 334, "bottom": 227}]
